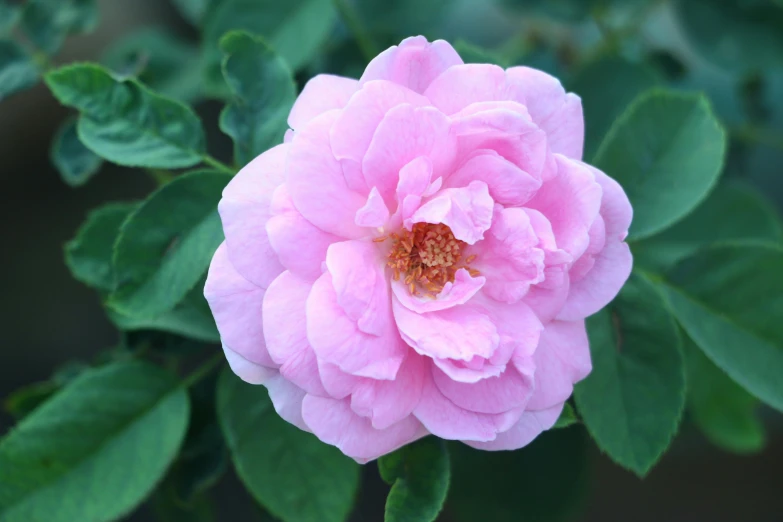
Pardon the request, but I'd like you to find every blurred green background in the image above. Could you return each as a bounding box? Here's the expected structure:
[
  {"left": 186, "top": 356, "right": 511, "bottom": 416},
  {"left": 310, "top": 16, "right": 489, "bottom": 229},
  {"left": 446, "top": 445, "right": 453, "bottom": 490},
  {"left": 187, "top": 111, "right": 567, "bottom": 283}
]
[{"left": 1, "top": 0, "right": 782, "bottom": 520}]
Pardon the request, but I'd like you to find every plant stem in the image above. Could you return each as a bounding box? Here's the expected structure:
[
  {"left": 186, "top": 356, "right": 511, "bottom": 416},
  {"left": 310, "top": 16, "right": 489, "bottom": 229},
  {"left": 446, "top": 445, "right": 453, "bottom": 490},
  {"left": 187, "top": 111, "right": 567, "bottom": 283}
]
[
  {"left": 332, "top": 0, "right": 378, "bottom": 62},
  {"left": 182, "top": 352, "right": 224, "bottom": 388},
  {"left": 202, "top": 155, "right": 236, "bottom": 175}
]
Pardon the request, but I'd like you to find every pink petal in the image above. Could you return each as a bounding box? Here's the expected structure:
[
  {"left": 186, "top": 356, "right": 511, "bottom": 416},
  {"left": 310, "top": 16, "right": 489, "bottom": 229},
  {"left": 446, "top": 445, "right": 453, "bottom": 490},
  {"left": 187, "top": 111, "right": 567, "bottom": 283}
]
[
  {"left": 288, "top": 74, "right": 359, "bottom": 131},
  {"left": 392, "top": 156, "right": 433, "bottom": 228},
  {"left": 204, "top": 243, "right": 277, "bottom": 368},
  {"left": 524, "top": 265, "right": 571, "bottom": 323},
  {"left": 287, "top": 110, "right": 368, "bottom": 239},
  {"left": 433, "top": 363, "right": 534, "bottom": 415},
  {"left": 525, "top": 154, "right": 602, "bottom": 261},
  {"left": 307, "top": 272, "right": 407, "bottom": 379},
  {"left": 266, "top": 185, "right": 340, "bottom": 281},
  {"left": 265, "top": 374, "right": 309, "bottom": 432},
  {"left": 507, "top": 66, "right": 584, "bottom": 160},
  {"left": 223, "top": 344, "right": 277, "bottom": 385},
  {"left": 568, "top": 215, "right": 606, "bottom": 282},
  {"left": 317, "top": 359, "right": 361, "bottom": 399},
  {"left": 592, "top": 167, "right": 633, "bottom": 240},
  {"left": 263, "top": 271, "right": 328, "bottom": 396},
  {"left": 218, "top": 144, "right": 287, "bottom": 288},
  {"left": 350, "top": 352, "right": 428, "bottom": 430},
  {"left": 360, "top": 36, "right": 463, "bottom": 94},
  {"left": 445, "top": 150, "right": 541, "bottom": 206},
  {"left": 413, "top": 376, "right": 523, "bottom": 441},
  {"left": 392, "top": 269, "right": 485, "bottom": 314},
  {"left": 409, "top": 181, "right": 494, "bottom": 244},
  {"left": 423, "top": 64, "right": 508, "bottom": 115},
  {"left": 363, "top": 104, "right": 456, "bottom": 206},
  {"left": 526, "top": 320, "right": 590, "bottom": 410},
  {"left": 464, "top": 403, "right": 563, "bottom": 450},
  {"left": 302, "top": 394, "right": 427, "bottom": 462},
  {"left": 355, "top": 186, "right": 390, "bottom": 228}
]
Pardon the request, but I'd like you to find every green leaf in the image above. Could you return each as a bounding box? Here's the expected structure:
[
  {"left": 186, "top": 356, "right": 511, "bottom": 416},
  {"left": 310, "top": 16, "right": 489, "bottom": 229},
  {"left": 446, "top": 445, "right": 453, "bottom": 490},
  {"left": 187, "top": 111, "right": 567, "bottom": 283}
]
[
  {"left": 45, "top": 63, "right": 207, "bottom": 168},
  {"left": 379, "top": 437, "right": 450, "bottom": 522},
  {"left": 65, "top": 201, "right": 137, "bottom": 292},
  {"left": 110, "top": 170, "right": 229, "bottom": 317},
  {"left": 217, "top": 369, "right": 360, "bottom": 522},
  {"left": 203, "top": 0, "right": 337, "bottom": 88},
  {"left": 0, "top": 2, "right": 20, "bottom": 35},
  {"left": 0, "top": 361, "right": 190, "bottom": 522},
  {"left": 0, "top": 39, "right": 39, "bottom": 101},
  {"left": 448, "top": 427, "right": 588, "bottom": 522},
  {"left": 219, "top": 31, "right": 296, "bottom": 167},
  {"left": 171, "top": 0, "right": 214, "bottom": 27},
  {"left": 633, "top": 180, "right": 783, "bottom": 272},
  {"left": 102, "top": 27, "right": 203, "bottom": 103},
  {"left": 684, "top": 335, "right": 766, "bottom": 454},
  {"left": 660, "top": 243, "right": 783, "bottom": 413},
  {"left": 152, "top": 488, "right": 215, "bottom": 522},
  {"left": 569, "top": 55, "right": 660, "bottom": 160},
  {"left": 673, "top": 0, "right": 783, "bottom": 72},
  {"left": 3, "top": 382, "right": 58, "bottom": 420},
  {"left": 553, "top": 402, "right": 578, "bottom": 429},
  {"left": 20, "top": 0, "right": 98, "bottom": 55},
  {"left": 51, "top": 117, "right": 104, "bottom": 187},
  {"left": 574, "top": 272, "right": 685, "bottom": 476},
  {"left": 593, "top": 89, "right": 726, "bottom": 240},
  {"left": 453, "top": 40, "right": 508, "bottom": 67}
]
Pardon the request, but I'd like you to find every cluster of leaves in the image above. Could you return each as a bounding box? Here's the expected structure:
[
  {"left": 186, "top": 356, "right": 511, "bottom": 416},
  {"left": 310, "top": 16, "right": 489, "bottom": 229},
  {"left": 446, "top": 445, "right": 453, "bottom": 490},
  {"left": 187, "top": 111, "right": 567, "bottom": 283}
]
[{"left": 1, "top": 0, "right": 782, "bottom": 521}]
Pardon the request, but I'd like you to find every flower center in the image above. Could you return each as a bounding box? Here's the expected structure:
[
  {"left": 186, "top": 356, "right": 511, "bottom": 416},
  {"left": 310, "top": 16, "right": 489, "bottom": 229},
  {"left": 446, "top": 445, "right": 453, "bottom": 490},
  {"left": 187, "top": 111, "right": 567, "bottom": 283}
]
[{"left": 376, "top": 223, "right": 480, "bottom": 296}]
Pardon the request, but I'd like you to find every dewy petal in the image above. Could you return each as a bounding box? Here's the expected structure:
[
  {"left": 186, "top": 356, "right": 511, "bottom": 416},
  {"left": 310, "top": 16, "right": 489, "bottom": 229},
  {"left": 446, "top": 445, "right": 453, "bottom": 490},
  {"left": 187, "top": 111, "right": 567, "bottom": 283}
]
[
  {"left": 463, "top": 403, "right": 563, "bottom": 451},
  {"left": 432, "top": 363, "right": 534, "bottom": 414},
  {"left": 302, "top": 394, "right": 427, "bottom": 463},
  {"left": 350, "top": 352, "right": 427, "bottom": 430},
  {"left": 266, "top": 184, "right": 340, "bottom": 281},
  {"left": 408, "top": 181, "right": 494, "bottom": 244},
  {"left": 223, "top": 344, "right": 277, "bottom": 385},
  {"left": 218, "top": 144, "right": 287, "bottom": 288},
  {"left": 413, "top": 376, "right": 524, "bottom": 441},
  {"left": 360, "top": 36, "right": 463, "bottom": 94},
  {"left": 204, "top": 243, "right": 277, "bottom": 369},
  {"left": 445, "top": 150, "right": 542, "bottom": 207},
  {"left": 263, "top": 271, "right": 328, "bottom": 396},
  {"left": 392, "top": 269, "right": 485, "bottom": 314},
  {"left": 557, "top": 168, "right": 633, "bottom": 321},
  {"left": 506, "top": 66, "right": 584, "bottom": 160},
  {"left": 363, "top": 104, "right": 456, "bottom": 206},
  {"left": 287, "top": 110, "right": 368, "bottom": 239},
  {"left": 355, "top": 186, "right": 390, "bottom": 228},
  {"left": 288, "top": 74, "right": 359, "bottom": 131},
  {"left": 307, "top": 272, "right": 407, "bottom": 380},
  {"left": 525, "top": 154, "right": 602, "bottom": 261},
  {"left": 526, "top": 320, "right": 591, "bottom": 410}
]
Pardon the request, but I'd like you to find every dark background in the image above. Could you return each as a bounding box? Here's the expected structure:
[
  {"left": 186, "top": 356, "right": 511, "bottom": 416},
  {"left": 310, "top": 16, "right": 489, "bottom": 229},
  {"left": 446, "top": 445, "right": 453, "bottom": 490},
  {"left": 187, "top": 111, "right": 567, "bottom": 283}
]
[{"left": 1, "top": 1, "right": 782, "bottom": 521}]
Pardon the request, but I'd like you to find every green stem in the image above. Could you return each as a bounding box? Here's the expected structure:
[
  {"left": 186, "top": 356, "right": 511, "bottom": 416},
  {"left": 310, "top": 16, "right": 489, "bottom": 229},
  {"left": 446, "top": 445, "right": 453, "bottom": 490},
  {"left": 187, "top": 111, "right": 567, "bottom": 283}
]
[
  {"left": 332, "top": 0, "right": 378, "bottom": 62},
  {"left": 732, "top": 125, "right": 783, "bottom": 152},
  {"left": 202, "top": 155, "right": 236, "bottom": 175},
  {"left": 182, "top": 352, "right": 224, "bottom": 389}
]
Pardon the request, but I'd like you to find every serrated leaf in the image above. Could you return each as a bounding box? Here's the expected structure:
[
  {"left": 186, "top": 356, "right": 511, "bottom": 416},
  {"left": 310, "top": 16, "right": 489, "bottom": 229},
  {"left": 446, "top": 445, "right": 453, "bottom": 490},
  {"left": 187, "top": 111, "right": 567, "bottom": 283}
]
[
  {"left": 660, "top": 243, "right": 783, "bottom": 413},
  {"left": 684, "top": 335, "right": 765, "bottom": 454},
  {"left": 574, "top": 272, "right": 685, "bottom": 476},
  {"left": 0, "top": 361, "right": 190, "bottom": 522},
  {"left": 203, "top": 0, "right": 336, "bottom": 90},
  {"left": 45, "top": 63, "right": 207, "bottom": 168},
  {"left": 633, "top": 180, "right": 783, "bottom": 272},
  {"left": 569, "top": 54, "right": 660, "bottom": 160},
  {"left": 217, "top": 370, "right": 360, "bottom": 522},
  {"left": 51, "top": 117, "right": 104, "bottom": 187},
  {"left": 593, "top": 89, "right": 726, "bottom": 240},
  {"left": 110, "top": 170, "right": 229, "bottom": 317},
  {"left": 0, "top": 39, "right": 39, "bottom": 101},
  {"left": 20, "top": 0, "right": 98, "bottom": 55},
  {"left": 219, "top": 31, "right": 295, "bottom": 167},
  {"left": 102, "top": 27, "right": 203, "bottom": 103},
  {"left": 65, "top": 201, "right": 137, "bottom": 292},
  {"left": 448, "top": 427, "right": 588, "bottom": 522},
  {"left": 379, "top": 437, "right": 450, "bottom": 522}
]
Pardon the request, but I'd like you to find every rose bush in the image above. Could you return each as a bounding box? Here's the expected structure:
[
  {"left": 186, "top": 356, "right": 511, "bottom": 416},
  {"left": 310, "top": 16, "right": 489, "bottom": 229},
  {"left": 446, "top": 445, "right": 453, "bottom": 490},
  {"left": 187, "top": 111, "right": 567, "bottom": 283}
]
[{"left": 204, "top": 36, "right": 633, "bottom": 462}]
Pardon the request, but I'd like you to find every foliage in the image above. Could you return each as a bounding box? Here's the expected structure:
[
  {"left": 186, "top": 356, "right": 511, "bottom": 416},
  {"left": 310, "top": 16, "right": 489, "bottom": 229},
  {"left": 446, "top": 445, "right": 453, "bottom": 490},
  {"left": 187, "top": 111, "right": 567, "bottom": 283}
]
[{"left": 1, "top": 0, "right": 782, "bottom": 521}]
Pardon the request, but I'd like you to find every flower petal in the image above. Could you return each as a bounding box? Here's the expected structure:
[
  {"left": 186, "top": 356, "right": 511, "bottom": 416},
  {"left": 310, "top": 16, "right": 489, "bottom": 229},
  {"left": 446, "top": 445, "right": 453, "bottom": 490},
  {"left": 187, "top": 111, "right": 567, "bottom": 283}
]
[
  {"left": 223, "top": 344, "right": 277, "bottom": 385},
  {"left": 288, "top": 74, "right": 359, "bottom": 131},
  {"left": 392, "top": 269, "right": 485, "bottom": 314},
  {"left": 423, "top": 64, "right": 508, "bottom": 115},
  {"left": 409, "top": 181, "right": 494, "bottom": 244},
  {"left": 205, "top": 243, "right": 277, "bottom": 368},
  {"left": 361, "top": 36, "right": 463, "bottom": 93},
  {"left": 463, "top": 403, "right": 563, "bottom": 450},
  {"left": 265, "top": 374, "right": 309, "bottom": 432},
  {"left": 445, "top": 150, "right": 541, "bottom": 206},
  {"left": 218, "top": 144, "right": 287, "bottom": 288},
  {"left": 432, "top": 363, "right": 534, "bottom": 414},
  {"left": 355, "top": 186, "right": 390, "bottom": 228},
  {"left": 302, "top": 394, "right": 427, "bottom": 463}
]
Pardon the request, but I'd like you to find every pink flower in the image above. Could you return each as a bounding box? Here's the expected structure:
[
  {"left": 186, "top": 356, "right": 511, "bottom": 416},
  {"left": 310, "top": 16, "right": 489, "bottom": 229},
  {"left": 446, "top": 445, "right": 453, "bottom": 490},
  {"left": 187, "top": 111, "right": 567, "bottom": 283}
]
[{"left": 205, "top": 36, "right": 632, "bottom": 462}]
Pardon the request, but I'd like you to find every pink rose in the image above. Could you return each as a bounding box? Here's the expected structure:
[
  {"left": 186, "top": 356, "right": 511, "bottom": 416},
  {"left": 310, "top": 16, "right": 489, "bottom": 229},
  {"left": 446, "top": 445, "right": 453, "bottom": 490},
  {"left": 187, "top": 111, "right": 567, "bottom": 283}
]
[{"left": 205, "top": 36, "right": 632, "bottom": 462}]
